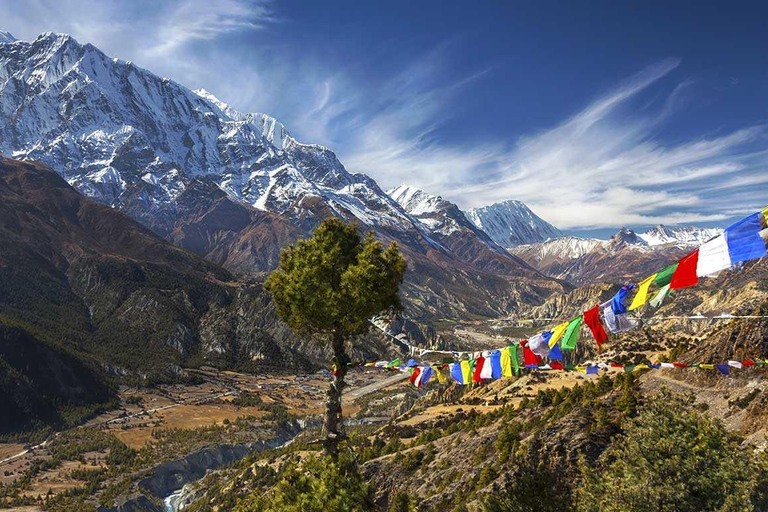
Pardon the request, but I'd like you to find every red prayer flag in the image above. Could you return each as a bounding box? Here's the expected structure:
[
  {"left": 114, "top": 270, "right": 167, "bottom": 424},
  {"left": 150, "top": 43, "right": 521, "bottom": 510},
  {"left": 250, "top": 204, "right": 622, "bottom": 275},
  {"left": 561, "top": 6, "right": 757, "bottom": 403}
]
[
  {"left": 551, "top": 361, "right": 564, "bottom": 370},
  {"left": 671, "top": 249, "right": 699, "bottom": 289},
  {"left": 610, "top": 362, "right": 624, "bottom": 368},
  {"left": 673, "top": 362, "right": 688, "bottom": 368},
  {"left": 409, "top": 367, "right": 421, "bottom": 385},
  {"left": 743, "top": 359, "right": 755, "bottom": 367},
  {"left": 472, "top": 357, "right": 485, "bottom": 383},
  {"left": 583, "top": 305, "right": 608, "bottom": 349},
  {"left": 523, "top": 346, "right": 541, "bottom": 367}
]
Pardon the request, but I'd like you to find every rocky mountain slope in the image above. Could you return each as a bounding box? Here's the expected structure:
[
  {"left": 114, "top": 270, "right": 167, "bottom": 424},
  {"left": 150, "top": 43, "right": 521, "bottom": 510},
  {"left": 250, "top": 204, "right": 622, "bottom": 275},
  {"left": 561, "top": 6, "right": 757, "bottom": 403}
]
[
  {"left": 0, "top": 157, "right": 397, "bottom": 435},
  {"left": 465, "top": 199, "right": 563, "bottom": 248},
  {"left": 0, "top": 32, "right": 566, "bottom": 323}
]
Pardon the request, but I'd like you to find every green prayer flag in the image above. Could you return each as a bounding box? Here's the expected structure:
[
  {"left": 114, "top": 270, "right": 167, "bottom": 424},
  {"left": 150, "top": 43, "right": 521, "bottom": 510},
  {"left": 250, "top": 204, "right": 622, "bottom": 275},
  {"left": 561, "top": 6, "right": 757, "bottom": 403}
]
[
  {"left": 510, "top": 344, "right": 520, "bottom": 375},
  {"left": 561, "top": 317, "right": 582, "bottom": 350},
  {"left": 654, "top": 263, "right": 678, "bottom": 287},
  {"left": 564, "top": 363, "right": 575, "bottom": 371},
  {"left": 624, "top": 364, "right": 636, "bottom": 372}
]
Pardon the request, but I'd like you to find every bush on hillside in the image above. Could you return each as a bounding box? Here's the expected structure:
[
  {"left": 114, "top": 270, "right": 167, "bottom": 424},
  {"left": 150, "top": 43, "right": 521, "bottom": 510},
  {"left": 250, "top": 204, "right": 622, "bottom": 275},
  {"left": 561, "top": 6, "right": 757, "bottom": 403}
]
[
  {"left": 576, "top": 390, "right": 767, "bottom": 512},
  {"left": 235, "top": 453, "right": 374, "bottom": 512}
]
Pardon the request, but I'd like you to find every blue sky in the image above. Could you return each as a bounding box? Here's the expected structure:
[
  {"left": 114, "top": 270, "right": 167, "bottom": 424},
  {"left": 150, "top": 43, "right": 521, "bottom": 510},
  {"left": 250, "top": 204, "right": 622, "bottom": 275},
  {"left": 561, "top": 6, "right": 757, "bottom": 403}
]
[{"left": 2, "top": 0, "right": 767, "bottom": 236}]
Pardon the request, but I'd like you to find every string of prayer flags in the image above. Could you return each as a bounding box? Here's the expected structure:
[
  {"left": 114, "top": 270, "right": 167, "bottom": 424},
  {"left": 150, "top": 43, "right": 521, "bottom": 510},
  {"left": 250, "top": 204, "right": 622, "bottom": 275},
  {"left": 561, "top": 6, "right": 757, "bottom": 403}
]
[
  {"left": 561, "top": 316, "right": 582, "bottom": 350},
  {"left": 670, "top": 249, "right": 699, "bottom": 289},
  {"left": 726, "top": 213, "right": 768, "bottom": 264},
  {"left": 548, "top": 322, "right": 569, "bottom": 348},
  {"left": 629, "top": 274, "right": 656, "bottom": 310},
  {"left": 583, "top": 305, "right": 608, "bottom": 349}
]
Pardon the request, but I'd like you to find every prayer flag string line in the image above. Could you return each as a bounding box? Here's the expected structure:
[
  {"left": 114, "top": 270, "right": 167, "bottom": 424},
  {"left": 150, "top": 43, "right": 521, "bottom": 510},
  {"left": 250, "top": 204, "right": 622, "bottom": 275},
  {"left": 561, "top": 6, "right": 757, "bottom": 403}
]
[{"left": 366, "top": 205, "right": 768, "bottom": 372}]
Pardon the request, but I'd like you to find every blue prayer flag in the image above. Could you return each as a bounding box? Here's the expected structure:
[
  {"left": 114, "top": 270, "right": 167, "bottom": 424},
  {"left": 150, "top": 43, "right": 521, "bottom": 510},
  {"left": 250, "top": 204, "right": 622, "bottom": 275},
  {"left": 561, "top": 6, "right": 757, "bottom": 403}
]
[
  {"left": 490, "top": 351, "right": 502, "bottom": 379},
  {"left": 611, "top": 284, "right": 634, "bottom": 314},
  {"left": 586, "top": 365, "right": 599, "bottom": 375},
  {"left": 548, "top": 343, "right": 564, "bottom": 361},
  {"left": 450, "top": 362, "right": 464, "bottom": 385},
  {"left": 716, "top": 364, "right": 730, "bottom": 376},
  {"left": 726, "top": 213, "right": 767, "bottom": 264},
  {"left": 420, "top": 367, "right": 434, "bottom": 385}
]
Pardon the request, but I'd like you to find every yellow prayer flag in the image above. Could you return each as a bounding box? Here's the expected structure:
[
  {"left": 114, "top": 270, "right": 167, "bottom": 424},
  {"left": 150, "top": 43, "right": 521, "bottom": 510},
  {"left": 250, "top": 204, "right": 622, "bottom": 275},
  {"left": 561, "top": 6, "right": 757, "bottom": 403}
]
[
  {"left": 461, "top": 360, "right": 471, "bottom": 385},
  {"left": 762, "top": 205, "right": 768, "bottom": 221},
  {"left": 500, "top": 347, "right": 513, "bottom": 378},
  {"left": 635, "top": 364, "right": 650, "bottom": 371},
  {"left": 576, "top": 366, "right": 587, "bottom": 374},
  {"left": 699, "top": 363, "right": 715, "bottom": 370},
  {"left": 629, "top": 274, "right": 657, "bottom": 311},
  {"left": 436, "top": 367, "right": 447, "bottom": 384},
  {"left": 548, "top": 322, "right": 569, "bottom": 348}
]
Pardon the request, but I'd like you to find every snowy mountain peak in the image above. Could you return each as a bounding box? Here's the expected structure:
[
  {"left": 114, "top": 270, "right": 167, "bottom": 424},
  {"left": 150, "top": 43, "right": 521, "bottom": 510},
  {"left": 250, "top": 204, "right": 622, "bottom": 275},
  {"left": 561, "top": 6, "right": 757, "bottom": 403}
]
[
  {"left": 465, "top": 200, "right": 563, "bottom": 248},
  {"left": 0, "top": 31, "right": 427, "bottom": 236},
  {"left": 639, "top": 224, "right": 723, "bottom": 247},
  {"left": 610, "top": 227, "right": 647, "bottom": 247},
  {"left": 0, "top": 31, "right": 16, "bottom": 44},
  {"left": 388, "top": 184, "right": 444, "bottom": 216}
]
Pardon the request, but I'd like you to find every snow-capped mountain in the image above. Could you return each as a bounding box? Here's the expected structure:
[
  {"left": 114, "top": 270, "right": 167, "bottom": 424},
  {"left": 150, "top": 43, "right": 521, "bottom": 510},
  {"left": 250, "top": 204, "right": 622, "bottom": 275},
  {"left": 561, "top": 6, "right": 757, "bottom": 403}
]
[
  {"left": 512, "top": 236, "right": 604, "bottom": 268},
  {"left": 465, "top": 200, "right": 563, "bottom": 248},
  {"left": 0, "top": 31, "right": 566, "bottom": 321},
  {"left": 0, "top": 32, "right": 420, "bottom": 235},
  {"left": 388, "top": 184, "right": 535, "bottom": 273},
  {"left": 0, "top": 31, "right": 15, "bottom": 44},
  {"left": 510, "top": 226, "right": 702, "bottom": 285},
  {"left": 638, "top": 225, "right": 723, "bottom": 247}
]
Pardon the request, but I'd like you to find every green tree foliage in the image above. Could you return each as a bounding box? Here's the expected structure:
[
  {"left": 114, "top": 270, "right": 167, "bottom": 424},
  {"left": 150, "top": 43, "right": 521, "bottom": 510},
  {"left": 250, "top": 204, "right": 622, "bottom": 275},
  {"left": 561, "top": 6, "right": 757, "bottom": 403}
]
[
  {"left": 264, "top": 218, "right": 406, "bottom": 456},
  {"left": 576, "top": 391, "right": 765, "bottom": 512},
  {"left": 235, "top": 454, "right": 374, "bottom": 512},
  {"left": 482, "top": 463, "right": 573, "bottom": 512},
  {"left": 265, "top": 218, "right": 406, "bottom": 338}
]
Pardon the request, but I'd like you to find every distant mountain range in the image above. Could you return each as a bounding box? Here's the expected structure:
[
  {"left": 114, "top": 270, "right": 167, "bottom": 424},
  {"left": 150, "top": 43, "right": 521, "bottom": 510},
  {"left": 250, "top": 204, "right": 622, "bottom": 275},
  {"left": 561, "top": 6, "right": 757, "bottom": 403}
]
[{"left": 511, "top": 225, "right": 723, "bottom": 284}]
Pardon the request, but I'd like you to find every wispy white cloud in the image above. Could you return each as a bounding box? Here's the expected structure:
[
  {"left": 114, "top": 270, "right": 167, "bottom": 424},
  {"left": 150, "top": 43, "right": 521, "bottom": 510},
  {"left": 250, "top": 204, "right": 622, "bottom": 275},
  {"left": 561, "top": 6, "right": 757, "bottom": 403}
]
[{"left": 334, "top": 57, "right": 768, "bottom": 229}]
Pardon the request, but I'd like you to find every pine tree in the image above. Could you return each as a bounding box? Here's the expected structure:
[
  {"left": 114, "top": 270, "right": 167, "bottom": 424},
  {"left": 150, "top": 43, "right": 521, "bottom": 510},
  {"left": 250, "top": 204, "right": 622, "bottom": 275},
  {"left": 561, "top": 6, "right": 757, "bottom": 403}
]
[{"left": 264, "top": 218, "right": 406, "bottom": 457}]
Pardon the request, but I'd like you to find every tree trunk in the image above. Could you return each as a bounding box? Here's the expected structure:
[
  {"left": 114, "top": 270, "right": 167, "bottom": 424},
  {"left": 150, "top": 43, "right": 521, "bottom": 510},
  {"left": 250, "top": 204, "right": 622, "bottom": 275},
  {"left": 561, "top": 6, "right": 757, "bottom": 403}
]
[{"left": 323, "top": 328, "right": 348, "bottom": 458}]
